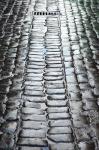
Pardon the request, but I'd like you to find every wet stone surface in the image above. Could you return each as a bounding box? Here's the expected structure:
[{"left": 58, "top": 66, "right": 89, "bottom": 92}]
[{"left": 0, "top": 0, "right": 99, "bottom": 149}]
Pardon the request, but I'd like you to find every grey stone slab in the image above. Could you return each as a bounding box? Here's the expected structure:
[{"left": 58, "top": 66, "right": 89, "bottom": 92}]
[
  {"left": 22, "top": 107, "right": 44, "bottom": 115},
  {"left": 22, "top": 121, "right": 46, "bottom": 129},
  {"left": 22, "top": 114, "right": 46, "bottom": 121},
  {"left": 48, "top": 127, "right": 72, "bottom": 134},
  {"left": 18, "top": 138, "right": 47, "bottom": 146},
  {"left": 47, "top": 107, "right": 68, "bottom": 113},
  {"left": 49, "top": 119, "right": 71, "bottom": 127},
  {"left": 20, "top": 129, "right": 46, "bottom": 138},
  {"left": 48, "top": 113, "right": 70, "bottom": 120},
  {"left": 48, "top": 134, "right": 73, "bottom": 142}
]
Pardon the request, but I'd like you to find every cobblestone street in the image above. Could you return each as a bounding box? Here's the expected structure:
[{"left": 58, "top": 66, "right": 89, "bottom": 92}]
[{"left": 0, "top": 0, "right": 99, "bottom": 149}]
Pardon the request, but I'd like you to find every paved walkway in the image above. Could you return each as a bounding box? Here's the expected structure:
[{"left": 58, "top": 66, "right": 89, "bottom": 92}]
[{"left": 0, "top": 0, "right": 99, "bottom": 149}]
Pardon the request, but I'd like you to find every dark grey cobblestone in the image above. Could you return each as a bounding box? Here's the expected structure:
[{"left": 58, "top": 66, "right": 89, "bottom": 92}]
[{"left": 0, "top": 0, "right": 99, "bottom": 149}]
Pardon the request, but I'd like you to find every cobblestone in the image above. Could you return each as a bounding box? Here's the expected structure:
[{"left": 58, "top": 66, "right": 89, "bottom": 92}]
[{"left": 0, "top": 0, "right": 99, "bottom": 149}]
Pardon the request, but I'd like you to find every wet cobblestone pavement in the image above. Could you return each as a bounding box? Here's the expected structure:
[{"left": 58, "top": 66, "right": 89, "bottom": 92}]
[{"left": 0, "top": 0, "right": 99, "bottom": 149}]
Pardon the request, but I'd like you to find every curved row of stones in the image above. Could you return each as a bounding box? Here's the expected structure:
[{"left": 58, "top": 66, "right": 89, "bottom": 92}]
[{"left": 0, "top": 0, "right": 99, "bottom": 149}]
